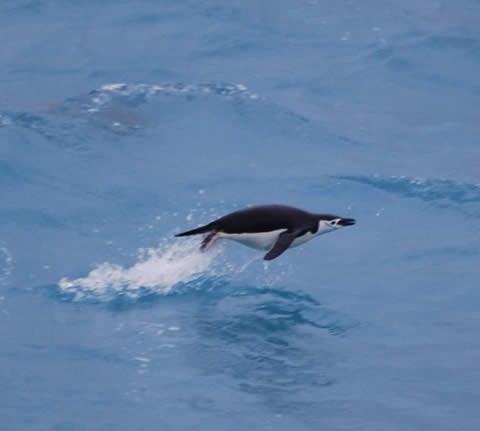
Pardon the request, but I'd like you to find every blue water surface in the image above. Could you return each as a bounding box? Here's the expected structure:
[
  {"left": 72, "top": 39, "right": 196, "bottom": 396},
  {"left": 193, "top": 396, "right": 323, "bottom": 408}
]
[{"left": 1, "top": 1, "right": 480, "bottom": 430}]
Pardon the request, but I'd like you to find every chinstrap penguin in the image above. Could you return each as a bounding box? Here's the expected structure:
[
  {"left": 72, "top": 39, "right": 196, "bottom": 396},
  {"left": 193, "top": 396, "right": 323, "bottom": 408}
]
[{"left": 175, "top": 204, "right": 356, "bottom": 261}]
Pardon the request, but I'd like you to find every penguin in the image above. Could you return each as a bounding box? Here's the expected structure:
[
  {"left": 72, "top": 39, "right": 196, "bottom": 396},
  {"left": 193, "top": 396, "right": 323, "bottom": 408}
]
[{"left": 175, "top": 204, "right": 355, "bottom": 261}]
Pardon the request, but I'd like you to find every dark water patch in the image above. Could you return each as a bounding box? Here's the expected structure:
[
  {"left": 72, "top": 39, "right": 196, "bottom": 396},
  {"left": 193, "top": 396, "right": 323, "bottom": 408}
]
[{"left": 0, "top": 160, "right": 31, "bottom": 185}]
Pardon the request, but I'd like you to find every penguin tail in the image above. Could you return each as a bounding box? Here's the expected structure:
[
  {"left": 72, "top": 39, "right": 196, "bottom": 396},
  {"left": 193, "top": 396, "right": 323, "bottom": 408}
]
[{"left": 174, "top": 223, "right": 214, "bottom": 237}]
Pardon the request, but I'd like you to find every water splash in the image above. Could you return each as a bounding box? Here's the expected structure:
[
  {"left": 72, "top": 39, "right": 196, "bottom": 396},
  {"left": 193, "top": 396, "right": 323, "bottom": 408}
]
[{"left": 58, "top": 239, "right": 223, "bottom": 302}]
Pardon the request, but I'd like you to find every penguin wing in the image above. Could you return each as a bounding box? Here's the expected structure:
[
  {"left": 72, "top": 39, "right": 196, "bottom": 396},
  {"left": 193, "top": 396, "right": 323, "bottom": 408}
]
[{"left": 264, "top": 230, "right": 301, "bottom": 261}]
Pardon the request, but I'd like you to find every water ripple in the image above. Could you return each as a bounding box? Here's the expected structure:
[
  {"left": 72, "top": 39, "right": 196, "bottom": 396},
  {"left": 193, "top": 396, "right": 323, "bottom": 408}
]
[{"left": 192, "top": 283, "right": 347, "bottom": 409}]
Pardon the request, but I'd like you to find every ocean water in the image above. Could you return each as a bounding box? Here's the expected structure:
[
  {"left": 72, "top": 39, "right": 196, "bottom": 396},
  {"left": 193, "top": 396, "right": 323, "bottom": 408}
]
[{"left": 1, "top": 1, "right": 480, "bottom": 430}]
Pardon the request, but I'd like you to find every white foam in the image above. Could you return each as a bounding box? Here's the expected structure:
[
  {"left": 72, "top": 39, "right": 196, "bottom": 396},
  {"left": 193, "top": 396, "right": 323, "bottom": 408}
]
[
  {"left": 100, "top": 83, "right": 128, "bottom": 92},
  {"left": 0, "top": 247, "right": 13, "bottom": 285},
  {"left": 58, "top": 239, "right": 222, "bottom": 301},
  {"left": 92, "top": 82, "right": 260, "bottom": 103}
]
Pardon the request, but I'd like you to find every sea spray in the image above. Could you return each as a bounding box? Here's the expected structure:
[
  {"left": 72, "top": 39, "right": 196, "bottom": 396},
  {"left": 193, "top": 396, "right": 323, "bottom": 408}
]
[{"left": 58, "top": 239, "right": 222, "bottom": 301}]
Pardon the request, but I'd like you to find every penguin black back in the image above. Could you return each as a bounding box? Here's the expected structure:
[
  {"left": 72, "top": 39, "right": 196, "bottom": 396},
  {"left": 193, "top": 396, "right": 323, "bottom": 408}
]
[{"left": 209, "top": 205, "right": 318, "bottom": 233}]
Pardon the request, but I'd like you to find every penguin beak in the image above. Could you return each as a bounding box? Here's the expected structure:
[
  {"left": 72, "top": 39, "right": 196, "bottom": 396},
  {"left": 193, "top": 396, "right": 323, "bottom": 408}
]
[{"left": 338, "top": 218, "right": 356, "bottom": 227}]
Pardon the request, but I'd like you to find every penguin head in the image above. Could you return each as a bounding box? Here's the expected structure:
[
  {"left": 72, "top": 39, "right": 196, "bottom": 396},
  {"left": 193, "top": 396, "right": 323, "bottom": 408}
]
[{"left": 318, "top": 214, "right": 356, "bottom": 232}]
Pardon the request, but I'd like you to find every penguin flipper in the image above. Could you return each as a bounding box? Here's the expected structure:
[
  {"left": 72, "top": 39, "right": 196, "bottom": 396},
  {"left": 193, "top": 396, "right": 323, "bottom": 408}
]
[{"left": 263, "top": 230, "right": 299, "bottom": 261}]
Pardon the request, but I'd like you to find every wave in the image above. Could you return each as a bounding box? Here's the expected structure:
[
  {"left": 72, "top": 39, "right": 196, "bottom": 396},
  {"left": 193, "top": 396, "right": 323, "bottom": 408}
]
[
  {"left": 337, "top": 175, "right": 480, "bottom": 216},
  {"left": 55, "top": 82, "right": 260, "bottom": 127},
  {"left": 0, "top": 81, "right": 261, "bottom": 134}
]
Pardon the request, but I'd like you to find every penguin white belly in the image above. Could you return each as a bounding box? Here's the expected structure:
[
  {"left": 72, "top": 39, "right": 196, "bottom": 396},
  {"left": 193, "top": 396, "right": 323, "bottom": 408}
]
[
  {"left": 290, "top": 231, "right": 318, "bottom": 248},
  {"left": 219, "top": 229, "right": 287, "bottom": 250}
]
